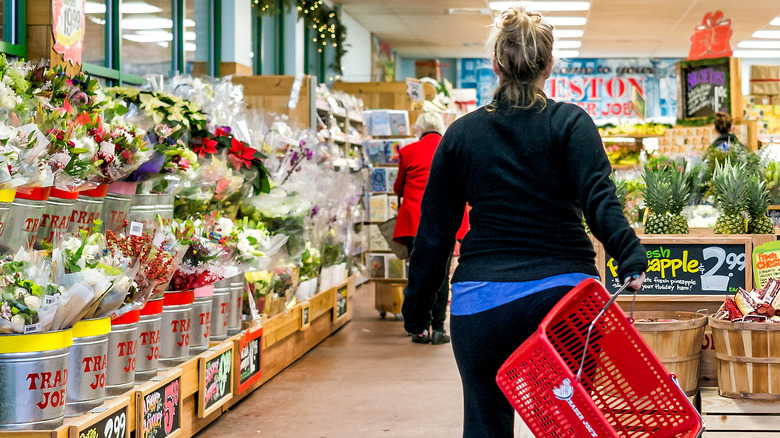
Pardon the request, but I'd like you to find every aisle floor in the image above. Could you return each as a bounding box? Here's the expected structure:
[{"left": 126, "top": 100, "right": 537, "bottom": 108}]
[{"left": 197, "top": 282, "right": 531, "bottom": 438}]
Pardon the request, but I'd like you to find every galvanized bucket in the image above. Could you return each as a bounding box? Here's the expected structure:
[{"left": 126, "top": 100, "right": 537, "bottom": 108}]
[
  {"left": 0, "top": 329, "right": 72, "bottom": 430},
  {"left": 211, "top": 285, "right": 231, "bottom": 341},
  {"left": 157, "top": 193, "right": 174, "bottom": 226},
  {"left": 135, "top": 298, "right": 163, "bottom": 382},
  {"left": 228, "top": 275, "right": 245, "bottom": 335},
  {"left": 36, "top": 188, "right": 78, "bottom": 249},
  {"left": 0, "top": 188, "right": 17, "bottom": 243},
  {"left": 190, "top": 291, "right": 213, "bottom": 356},
  {"left": 159, "top": 289, "right": 194, "bottom": 369},
  {"left": 126, "top": 193, "right": 174, "bottom": 235},
  {"left": 68, "top": 185, "right": 108, "bottom": 235},
  {"left": 105, "top": 310, "right": 139, "bottom": 397},
  {"left": 65, "top": 317, "right": 111, "bottom": 417},
  {"left": 1, "top": 186, "right": 51, "bottom": 254},
  {"left": 101, "top": 182, "right": 137, "bottom": 234}
]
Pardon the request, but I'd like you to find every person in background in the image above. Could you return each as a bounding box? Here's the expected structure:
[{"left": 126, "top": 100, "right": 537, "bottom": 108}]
[
  {"left": 393, "top": 112, "right": 469, "bottom": 345},
  {"left": 711, "top": 112, "right": 741, "bottom": 152},
  {"left": 400, "top": 6, "right": 647, "bottom": 437}
]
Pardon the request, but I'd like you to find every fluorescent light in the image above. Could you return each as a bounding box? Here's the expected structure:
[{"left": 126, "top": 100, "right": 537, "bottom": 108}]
[
  {"left": 86, "top": 1, "right": 106, "bottom": 14},
  {"left": 123, "top": 32, "right": 173, "bottom": 43},
  {"left": 554, "top": 40, "right": 581, "bottom": 49},
  {"left": 122, "top": 17, "right": 173, "bottom": 30},
  {"left": 123, "top": 1, "right": 163, "bottom": 14},
  {"left": 554, "top": 29, "right": 584, "bottom": 38},
  {"left": 184, "top": 31, "right": 196, "bottom": 41},
  {"left": 553, "top": 49, "right": 579, "bottom": 58},
  {"left": 184, "top": 19, "right": 195, "bottom": 27},
  {"left": 739, "top": 40, "right": 780, "bottom": 49},
  {"left": 753, "top": 30, "right": 780, "bottom": 39},
  {"left": 545, "top": 16, "right": 587, "bottom": 26},
  {"left": 184, "top": 43, "right": 197, "bottom": 52},
  {"left": 772, "top": 17, "right": 780, "bottom": 26},
  {"left": 489, "top": 2, "right": 590, "bottom": 12},
  {"left": 733, "top": 49, "right": 780, "bottom": 58}
]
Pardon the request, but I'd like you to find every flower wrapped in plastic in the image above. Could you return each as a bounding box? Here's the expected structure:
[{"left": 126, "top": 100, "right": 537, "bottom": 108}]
[
  {"left": 0, "top": 122, "right": 52, "bottom": 190},
  {"left": 129, "top": 123, "right": 197, "bottom": 194},
  {"left": 0, "top": 54, "right": 34, "bottom": 120},
  {"left": 169, "top": 218, "right": 240, "bottom": 291},
  {"left": 0, "top": 253, "right": 62, "bottom": 334},
  {"left": 239, "top": 187, "right": 311, "bottom": 258},
  {"left": 244, "top": 270, "right": 273, "bottom": 323},
  {"left": 89, "top": 117, "right": 152, "bottom": 185},
  {"left": 209, "top": 216, "right": 288, "bottom": 272}
]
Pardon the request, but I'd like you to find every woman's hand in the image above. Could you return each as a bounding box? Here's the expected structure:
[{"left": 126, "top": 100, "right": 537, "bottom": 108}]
[{"left": 623, "top": 272, "right": 646, "bottom": 292}]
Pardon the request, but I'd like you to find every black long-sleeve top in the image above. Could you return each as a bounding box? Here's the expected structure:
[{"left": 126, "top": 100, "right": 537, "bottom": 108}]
[{"left": 402, "top": 98, "right": 648, "bottom": 334}]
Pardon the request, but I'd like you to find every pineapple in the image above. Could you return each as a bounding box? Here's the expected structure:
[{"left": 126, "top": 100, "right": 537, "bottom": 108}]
[
  {"left": 746, "top": 175, "right": 775, "bottom": 234},
  {"left": 713, "top": 159, "right": 748, "bottom": 234},
  {"left": 642, "top": 167, "right": 673, "bottom": 234},
  {"left": 668, "top": 169, "right": 690, "bottom": 234}
]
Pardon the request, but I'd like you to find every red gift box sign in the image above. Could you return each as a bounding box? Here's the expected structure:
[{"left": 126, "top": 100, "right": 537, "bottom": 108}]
[{"left": 688, "top": 11, "right": 733, "bottom": 60}]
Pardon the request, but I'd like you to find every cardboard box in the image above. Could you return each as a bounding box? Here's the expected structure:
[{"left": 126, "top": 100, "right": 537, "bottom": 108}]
[{"left": 750, "top": 65, "right": 780, "bottom": 95}]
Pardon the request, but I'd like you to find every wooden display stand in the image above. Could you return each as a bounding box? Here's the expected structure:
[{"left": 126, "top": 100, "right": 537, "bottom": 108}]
[
  {"left": 700, "top": 387, "right": 780, "bottom": 436},
  {"left": 332, "top": 81, "right": 436, "bottom": 126},
  {"left": 231, "top": 75, "right": 317, "bottom": 130},
  {"left": 0, "top": 276, "right": 357, "bottom": 438}
]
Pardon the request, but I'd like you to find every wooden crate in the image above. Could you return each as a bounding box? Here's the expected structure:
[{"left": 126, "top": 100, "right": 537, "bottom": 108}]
[
  {"left": 231, "top": 75, "right": 316, "bottom": 129},
  {"left": 700, "top": 387, "right": 780, "bottom": 436}
]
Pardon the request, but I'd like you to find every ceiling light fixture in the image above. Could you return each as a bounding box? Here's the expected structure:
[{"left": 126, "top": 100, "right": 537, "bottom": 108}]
[
  {"left": 123, "top": 32, "right": 173, "bottom": 43},
  {"left": 184, "top": 43, "right": 197, "bottom": 52},
  {"left": 554, "top": 40, "right": 582, "bottom": 49},
  {"left": 553, "top": 49, "right": 579, "bottom": 58},
  {"left": 489, "top": 2, "right": 590, "bottom": 12},
  {"left": 544, "top": 17, "right": 587, "bottom": 26},
  {"left": 771, "top": 17, "right": 780, "bottom": 26},
  {"left": 446, "top": 8, "right": 491, "bottom": 15},
  {"left": 738, "top": 40, "right": 780, "bottom": 49},
  {"left": 753, "top": 30, "right": 780, "bottom": 39},
  {"left": 553, "top": 29, "right": 584, "bottom": 38},
  {"left": 122, "top": 1, "right": 163, "bottom": 14},
  {"left": 733, "top": 49, "right": 780, "bottom": 58}
]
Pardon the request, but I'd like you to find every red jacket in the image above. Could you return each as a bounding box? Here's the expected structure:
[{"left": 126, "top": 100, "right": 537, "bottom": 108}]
[{"left": 393, "top": 132, "right": 469, "bottom": 242}]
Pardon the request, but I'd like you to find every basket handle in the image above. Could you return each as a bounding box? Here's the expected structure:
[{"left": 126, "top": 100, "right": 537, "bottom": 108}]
[{"left": 575, "top": 281, "right": 632, "bottom": 383}]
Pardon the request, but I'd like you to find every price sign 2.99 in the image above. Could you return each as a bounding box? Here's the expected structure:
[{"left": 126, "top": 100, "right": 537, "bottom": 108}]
[
  {"left": 604, "top": 241, "right": 750, "bottom": 295},
  {"left": 69, "top": 397, "right": 130, "bottom": 438}
]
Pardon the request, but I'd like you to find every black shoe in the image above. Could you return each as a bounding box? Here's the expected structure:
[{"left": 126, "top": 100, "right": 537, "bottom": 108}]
[
  {"left": 431, "top": 330, "right": 451, "bottom": 345},
  {"left": 411, "top": 332, "right": 430, "bottom": 344}
]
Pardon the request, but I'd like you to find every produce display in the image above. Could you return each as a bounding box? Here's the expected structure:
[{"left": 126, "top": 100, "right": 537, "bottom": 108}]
[{"left": 598, "top": 121, "right": 669, "bottom": 137}]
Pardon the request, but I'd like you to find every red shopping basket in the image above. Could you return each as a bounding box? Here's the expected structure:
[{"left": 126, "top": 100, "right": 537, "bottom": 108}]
[{"left": 496, "top": 278, "right": 702, "bottom": 437}]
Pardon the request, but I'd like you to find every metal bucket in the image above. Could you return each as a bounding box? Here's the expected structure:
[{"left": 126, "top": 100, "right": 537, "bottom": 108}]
[
  {"left": 65, "top": 317, "right": 111, "bottom": 417},
  {"left": 135, "top": 298, "right": 163, "bottom": 382},
  {"left": 127, "top": 193, "right": 174, "bottom": 235},
  {"left": 159, "top": 290, "right": 194, "bottom": 369},
  {"left": 101, "top": 182, "right": 137, "bottom": 234},
  {"left": 36, "top": 188, "right": 78, "bottom": 249},
  {"left": 68, "top": 185, "right": 108, "bottom": 235},
  {"left": 0, "top": 188, "right": 17, "bottom": 242},
  {"left": 228, "top": 275, "right": 245, "bottom": 335},
  {"left": 0, "top": 329, "right": 72, "bottom": 430},
  {"left": 105, "top": 310, "right": 139, "bottom": 397},
  {"left": 211, "top": 286, "right": 231, "bottom": 341},
  {"left": 189, "top": 294, "right": 213, "bottom": 356},
  {"left": 1, "top": 187, "right": 51, "bottom": 254}
]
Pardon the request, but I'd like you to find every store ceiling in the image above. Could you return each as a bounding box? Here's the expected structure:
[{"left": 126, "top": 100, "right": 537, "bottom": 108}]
[{"left": 332, "top": 0, "right": 780, "bottom": 59}]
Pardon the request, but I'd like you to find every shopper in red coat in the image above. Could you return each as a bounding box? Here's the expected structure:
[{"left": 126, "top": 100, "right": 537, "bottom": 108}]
[{"left": 393, "top": 112, "right": 469, "bottom": 345}]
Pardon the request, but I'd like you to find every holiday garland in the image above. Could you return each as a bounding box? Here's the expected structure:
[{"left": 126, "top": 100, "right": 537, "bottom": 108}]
[{"left": 251, "top": 0, "right": 347, "bottom": 74}]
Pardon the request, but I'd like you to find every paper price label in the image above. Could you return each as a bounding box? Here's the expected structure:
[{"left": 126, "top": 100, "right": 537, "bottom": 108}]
[{"left": 129, "top": 221, "right": 143, "bottom": 236}]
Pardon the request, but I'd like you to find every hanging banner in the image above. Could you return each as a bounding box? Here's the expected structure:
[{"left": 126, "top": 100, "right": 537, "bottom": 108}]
[
  {"left": 458, "top": 58, "right": 679, "bottom": 120},
  {"left": 687, "top": 11, "right": 733, "bottom": 61},
  {"left": 52, "top": 0, "right": 86, "bottom": 65},
  {"left": 545, "top": 58, "right": 679, "bottom": 120}
]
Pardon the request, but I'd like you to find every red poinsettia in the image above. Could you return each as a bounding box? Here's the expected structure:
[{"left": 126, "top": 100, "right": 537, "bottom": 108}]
[
  {"left": 228, "top": 138, "right": 256, "bottom": 168},
  {"left": 192, "top": 138, "right": 218, "bottom": 157}
]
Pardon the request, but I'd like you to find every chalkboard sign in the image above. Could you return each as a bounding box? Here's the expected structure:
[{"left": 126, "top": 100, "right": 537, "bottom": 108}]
[
  {"left": 69, "top": 397, "right": 129, "bottom": 438},
  {"left": 198, "top": 344, "right": 234, "bottom": 417},
  {"left": 333, "top": 285, "right": 348, "bottom": 322},
  {"left": 137, "top": 371, "right": 182, "bottom": 438},
  {"left": 604, "top": 241, "right": 749, "bottom": 295},
  {"left": 679, "top": 57, "right": 731, "bottom": 120},
  {"left": 300, "top": 303, "right": 311, "bottom": 330},
  {"left": 236, "top": 326, "right": 263, "bottom": 395}
]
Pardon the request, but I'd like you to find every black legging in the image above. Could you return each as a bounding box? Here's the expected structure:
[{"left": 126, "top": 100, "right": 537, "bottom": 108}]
[
  {"left": 402, "top": 237, "right": 452, "bottom": 332},
  {"left": 450, "top": 285, "right": 572, "bottom": 438}
]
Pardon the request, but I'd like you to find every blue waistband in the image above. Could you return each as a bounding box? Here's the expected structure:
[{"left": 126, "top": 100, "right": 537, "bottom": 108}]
[{"left": 450, "top": 273, "right": 598, "bottom": 315}]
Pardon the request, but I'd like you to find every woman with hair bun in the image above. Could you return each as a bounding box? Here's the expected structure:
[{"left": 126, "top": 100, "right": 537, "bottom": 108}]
[
  {"left": 401, "top": 5, "right": 647, "bottom": 436},
  {"left": 711, "top": 112, "right": 741, "bottom": 151}
]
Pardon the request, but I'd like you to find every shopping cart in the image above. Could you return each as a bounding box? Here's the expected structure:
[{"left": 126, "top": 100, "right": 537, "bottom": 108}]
[{"left": 496, "top": 278, "right": 703, "bottom": 437}]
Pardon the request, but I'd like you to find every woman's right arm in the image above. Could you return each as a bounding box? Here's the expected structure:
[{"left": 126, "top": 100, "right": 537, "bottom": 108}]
[{"left": 394, "top": 152, "right": 407, "bottom": 197}]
